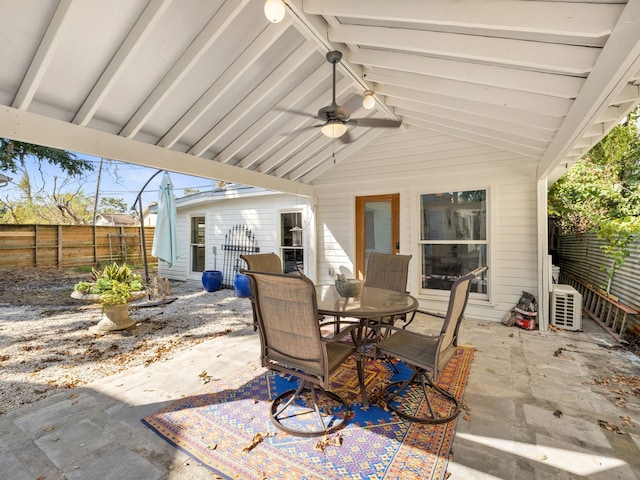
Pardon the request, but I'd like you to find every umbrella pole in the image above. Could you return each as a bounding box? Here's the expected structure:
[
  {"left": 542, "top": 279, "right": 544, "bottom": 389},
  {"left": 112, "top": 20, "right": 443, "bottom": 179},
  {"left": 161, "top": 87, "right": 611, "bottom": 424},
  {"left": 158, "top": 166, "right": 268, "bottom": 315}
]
[
  {"left": 132, "top": 169, "right": 164, "bottom": 286},
  {"left": 138, "top": 195, "right": 150, "bottom": 284}
]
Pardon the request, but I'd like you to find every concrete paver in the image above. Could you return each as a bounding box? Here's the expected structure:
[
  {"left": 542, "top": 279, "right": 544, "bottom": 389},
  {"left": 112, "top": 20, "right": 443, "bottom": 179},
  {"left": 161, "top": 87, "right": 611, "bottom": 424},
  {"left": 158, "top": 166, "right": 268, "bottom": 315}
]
[{"left": 1, "top": 312, "right": 639, "bottom": 479}]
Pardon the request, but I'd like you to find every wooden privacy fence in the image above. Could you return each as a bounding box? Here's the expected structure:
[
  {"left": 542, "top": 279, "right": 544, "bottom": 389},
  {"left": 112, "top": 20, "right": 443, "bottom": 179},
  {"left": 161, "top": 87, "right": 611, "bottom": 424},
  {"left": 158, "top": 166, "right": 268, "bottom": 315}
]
[{"left": 0, "top": 224, "right": 155, "bottom": 269}]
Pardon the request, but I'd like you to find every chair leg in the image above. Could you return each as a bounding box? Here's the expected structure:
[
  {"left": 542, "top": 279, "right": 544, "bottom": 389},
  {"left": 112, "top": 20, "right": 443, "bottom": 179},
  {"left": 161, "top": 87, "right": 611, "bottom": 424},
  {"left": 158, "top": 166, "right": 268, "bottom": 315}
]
[
  {"left": 355, "top": 352, "right": 368, "bottom": 409},
  {"left": 270, "top": 380, "right": 350, "bottom": 437},
  {"left": 384, "top": 369, "right": 460, "bottom": 424}
]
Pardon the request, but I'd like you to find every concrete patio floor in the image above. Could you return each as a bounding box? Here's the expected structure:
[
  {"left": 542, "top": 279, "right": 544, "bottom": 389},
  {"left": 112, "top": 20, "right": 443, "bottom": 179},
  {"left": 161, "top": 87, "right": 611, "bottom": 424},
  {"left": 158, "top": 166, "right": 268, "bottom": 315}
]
[{"left": 2, "top": 305, "right": 640, "bottom": 479}]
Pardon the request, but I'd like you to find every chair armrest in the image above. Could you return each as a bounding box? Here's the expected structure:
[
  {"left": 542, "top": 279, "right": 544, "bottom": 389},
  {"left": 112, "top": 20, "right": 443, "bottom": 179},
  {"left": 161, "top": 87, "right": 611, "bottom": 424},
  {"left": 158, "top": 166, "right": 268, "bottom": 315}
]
[
  {"left": 321, "top": 323, "right": 360, "bottom": 344},
  {"left": 401, "top": 309, "right": 445, "bottom": 329},
  {"left": 368, "top": 321, "right": 443, "bottom": 341}
]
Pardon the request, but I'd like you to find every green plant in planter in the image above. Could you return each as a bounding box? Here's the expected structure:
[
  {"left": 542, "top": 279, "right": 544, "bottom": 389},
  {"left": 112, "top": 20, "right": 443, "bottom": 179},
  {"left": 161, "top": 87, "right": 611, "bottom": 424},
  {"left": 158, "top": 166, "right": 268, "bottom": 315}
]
[{"left": 74, "top": 262, "right": 144, "bottom": 308}]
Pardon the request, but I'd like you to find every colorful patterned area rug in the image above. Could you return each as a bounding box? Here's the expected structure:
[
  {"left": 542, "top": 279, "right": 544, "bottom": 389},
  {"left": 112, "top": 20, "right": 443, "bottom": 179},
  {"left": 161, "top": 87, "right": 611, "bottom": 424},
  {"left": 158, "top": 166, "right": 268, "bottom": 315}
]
[{"left": 142, "top": 346, "right": 474, "bottom": 480}]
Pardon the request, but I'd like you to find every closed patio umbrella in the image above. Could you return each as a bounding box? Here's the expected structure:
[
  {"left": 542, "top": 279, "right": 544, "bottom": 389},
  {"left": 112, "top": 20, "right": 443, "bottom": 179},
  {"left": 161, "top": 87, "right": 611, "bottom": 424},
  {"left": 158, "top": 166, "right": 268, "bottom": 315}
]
[{"left": 152, "top": 171, "right": 181, "bottom": 268}]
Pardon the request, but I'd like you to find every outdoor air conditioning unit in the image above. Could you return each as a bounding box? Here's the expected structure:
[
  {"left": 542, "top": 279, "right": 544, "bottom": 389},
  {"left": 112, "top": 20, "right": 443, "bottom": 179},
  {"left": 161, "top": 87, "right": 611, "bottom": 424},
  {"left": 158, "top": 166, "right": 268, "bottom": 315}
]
[{"left": 551, "top": 284, "right": 583, "bottom": 331}]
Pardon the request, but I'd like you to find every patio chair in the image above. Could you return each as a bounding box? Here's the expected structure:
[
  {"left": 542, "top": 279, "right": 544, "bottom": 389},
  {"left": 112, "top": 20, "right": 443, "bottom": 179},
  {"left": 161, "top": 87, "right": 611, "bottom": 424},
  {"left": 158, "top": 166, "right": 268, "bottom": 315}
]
[
  {"left": 364, "top": 252, "right": 412, "bottom": 293},
  {"left": 360, "top": 253, "right": 413, "bottom": 366},
  {"left": 374, "top": 266, "right": 487, "bottom": 424},
  {"left": 245, "top": 271, "right": 365, "bottom": 437},
  {"left": 240, "top": 253, "right": 283, "bottom": 330},
  {"left": 240, "top": 253, "right": 283, "bottom": 273}
]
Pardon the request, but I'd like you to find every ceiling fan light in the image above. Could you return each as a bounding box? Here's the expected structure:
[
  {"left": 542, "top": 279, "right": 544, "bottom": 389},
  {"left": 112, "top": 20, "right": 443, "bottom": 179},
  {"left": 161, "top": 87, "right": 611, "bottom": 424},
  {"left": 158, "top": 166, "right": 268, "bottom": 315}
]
[
  {"left": 264, "top": 0, "right": 286, "bottom": 23},
  {"left": 321, "top": 121, "right": 348, "bottom": 139},
  {"left": 362, "top": 90, "right": 376, "bottom": 110}
]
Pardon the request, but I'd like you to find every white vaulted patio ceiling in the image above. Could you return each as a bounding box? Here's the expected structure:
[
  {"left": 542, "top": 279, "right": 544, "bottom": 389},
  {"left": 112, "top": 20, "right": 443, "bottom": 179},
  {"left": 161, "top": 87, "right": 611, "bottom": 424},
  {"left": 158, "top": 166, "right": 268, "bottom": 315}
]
[{"left": 1, "top": 0, "right": 640, "bottom": 195}]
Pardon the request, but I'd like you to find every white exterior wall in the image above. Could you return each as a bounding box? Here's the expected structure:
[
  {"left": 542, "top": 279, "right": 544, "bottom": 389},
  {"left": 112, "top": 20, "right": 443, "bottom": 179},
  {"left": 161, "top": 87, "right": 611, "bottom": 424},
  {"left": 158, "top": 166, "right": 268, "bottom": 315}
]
[
  {"left": 314, "top": 131, "right": 539, "bottom": 323},
  {"left": 157, "top": 192, "right": 313, "bottom": 283}
]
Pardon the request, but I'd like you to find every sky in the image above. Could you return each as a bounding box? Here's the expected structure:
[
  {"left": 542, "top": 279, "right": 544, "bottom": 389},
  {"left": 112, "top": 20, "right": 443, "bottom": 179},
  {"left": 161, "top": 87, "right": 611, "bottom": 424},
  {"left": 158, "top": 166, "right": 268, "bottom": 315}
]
[{"left": 1, "top": 151, "right": 219, "bottom": 212}]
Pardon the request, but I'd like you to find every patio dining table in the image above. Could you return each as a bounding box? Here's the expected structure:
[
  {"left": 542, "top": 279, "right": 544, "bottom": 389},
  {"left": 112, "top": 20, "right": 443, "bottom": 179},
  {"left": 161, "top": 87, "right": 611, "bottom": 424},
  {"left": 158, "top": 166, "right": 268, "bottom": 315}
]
[
  {"left": 315, "top": 284, "right": 418, "bottom": 322},
  {"left": 315, "top": 284, "right": 419, "bottom": 408}
]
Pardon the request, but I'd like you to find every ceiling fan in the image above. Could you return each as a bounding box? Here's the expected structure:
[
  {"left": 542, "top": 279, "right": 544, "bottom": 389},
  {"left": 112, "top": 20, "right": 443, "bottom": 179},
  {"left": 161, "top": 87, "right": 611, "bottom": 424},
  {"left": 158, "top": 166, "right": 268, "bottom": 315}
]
[{"left": 286, "top": 51, "right": 402, "bottom": 143}]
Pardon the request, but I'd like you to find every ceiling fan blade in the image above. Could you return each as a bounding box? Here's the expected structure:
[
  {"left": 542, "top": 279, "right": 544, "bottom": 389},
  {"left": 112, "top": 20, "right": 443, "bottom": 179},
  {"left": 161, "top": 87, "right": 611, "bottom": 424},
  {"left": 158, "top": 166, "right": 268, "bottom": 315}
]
[
  {"left": 341, "top": 94, "right": 363, "bottom": 118},
  {"left": 339, "top": 130, "right": 352, "bottom": 144},
  {"left": 281, "top": 124, "right": 322, "bottom": 136},
  {"left": 348, "top": 118, "right": 402, "bottom": 128},
  {"left": 274, "top": 107, "right": 317, "bottom": 119}
]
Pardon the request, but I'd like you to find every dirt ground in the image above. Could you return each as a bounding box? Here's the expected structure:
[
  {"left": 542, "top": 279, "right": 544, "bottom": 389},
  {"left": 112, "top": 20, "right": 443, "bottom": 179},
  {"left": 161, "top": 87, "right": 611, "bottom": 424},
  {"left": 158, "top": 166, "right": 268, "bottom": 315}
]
[
  {"left": 0, "top": 267, "right": 92, "bottom": 307},
  {"left": 0, "top": 267, "right": 253, "bottom": 416}
]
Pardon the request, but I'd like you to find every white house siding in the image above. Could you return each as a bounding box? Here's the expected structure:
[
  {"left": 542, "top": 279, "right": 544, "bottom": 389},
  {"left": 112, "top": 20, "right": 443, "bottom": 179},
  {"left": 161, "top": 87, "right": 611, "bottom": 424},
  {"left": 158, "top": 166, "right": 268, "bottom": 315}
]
[
  {"left": 157, "top": 192, "right": 312, "bottom": 283},
  {"left": 313, "top": 128, "right": 540, "bottom": 323}
]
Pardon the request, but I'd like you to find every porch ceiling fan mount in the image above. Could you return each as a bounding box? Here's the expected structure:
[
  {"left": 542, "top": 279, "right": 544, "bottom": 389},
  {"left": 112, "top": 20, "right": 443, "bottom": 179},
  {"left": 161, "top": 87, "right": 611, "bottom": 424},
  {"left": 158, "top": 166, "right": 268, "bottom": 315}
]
[{"left": 286, "top": 51, "right": 402, "bottom": 143}]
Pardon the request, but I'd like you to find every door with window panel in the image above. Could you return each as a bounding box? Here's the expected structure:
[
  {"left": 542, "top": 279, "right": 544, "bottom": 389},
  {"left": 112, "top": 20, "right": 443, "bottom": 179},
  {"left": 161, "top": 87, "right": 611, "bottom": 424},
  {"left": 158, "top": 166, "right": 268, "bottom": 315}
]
[
  {"left": 190, "top": 216, "right": 205, "bottom": 273},
  {"left": 420, "top": 191, "right": 487, "bottom": 294}
]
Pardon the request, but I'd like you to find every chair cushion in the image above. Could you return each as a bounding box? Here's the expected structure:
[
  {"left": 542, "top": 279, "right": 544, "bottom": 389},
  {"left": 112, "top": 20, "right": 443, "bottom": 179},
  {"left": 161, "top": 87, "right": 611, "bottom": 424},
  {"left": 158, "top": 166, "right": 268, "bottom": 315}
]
[
  {"left": 377, "top": 330, "right": 438, "bottom": 371},
  {"left": 326, "top": 342, "right": 356, "bottom": 374}
]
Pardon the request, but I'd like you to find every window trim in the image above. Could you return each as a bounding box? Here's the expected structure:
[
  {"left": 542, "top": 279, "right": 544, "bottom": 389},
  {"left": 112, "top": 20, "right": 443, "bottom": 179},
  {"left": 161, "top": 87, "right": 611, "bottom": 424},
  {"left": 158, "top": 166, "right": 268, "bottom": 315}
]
[
  {"left": 189, "top": 214, "right": 206, "bottom": 274},
  {"left": 277, "top": 209, "right": 305, "bottom": 275},
  {"left": 414, "top": 186, "right": 494, "bottom": 304}
]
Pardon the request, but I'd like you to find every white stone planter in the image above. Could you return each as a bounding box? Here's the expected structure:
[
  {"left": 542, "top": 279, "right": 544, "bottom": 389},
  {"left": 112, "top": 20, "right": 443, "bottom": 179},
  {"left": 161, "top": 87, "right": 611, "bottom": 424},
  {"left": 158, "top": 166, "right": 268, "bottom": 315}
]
[{"left": 71, "top": 290, "right": 146, "bottom": 334}]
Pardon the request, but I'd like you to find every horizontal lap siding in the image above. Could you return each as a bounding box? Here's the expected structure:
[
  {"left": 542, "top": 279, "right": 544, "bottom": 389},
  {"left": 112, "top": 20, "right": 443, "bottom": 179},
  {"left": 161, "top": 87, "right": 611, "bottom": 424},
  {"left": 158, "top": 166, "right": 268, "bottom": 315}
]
[
  {"left": 315, "top": 135, "right": 539, "bottom": 322},
  {"left": 160, "top": 193, "right": 307, "bottom": 281}
]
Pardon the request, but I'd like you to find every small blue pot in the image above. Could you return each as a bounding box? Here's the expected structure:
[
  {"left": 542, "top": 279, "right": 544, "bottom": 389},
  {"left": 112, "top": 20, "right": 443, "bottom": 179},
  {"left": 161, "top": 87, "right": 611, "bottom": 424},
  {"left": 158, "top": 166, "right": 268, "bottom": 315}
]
[{"left": 233, "top": 273, "right": 251, "bottom": 298}]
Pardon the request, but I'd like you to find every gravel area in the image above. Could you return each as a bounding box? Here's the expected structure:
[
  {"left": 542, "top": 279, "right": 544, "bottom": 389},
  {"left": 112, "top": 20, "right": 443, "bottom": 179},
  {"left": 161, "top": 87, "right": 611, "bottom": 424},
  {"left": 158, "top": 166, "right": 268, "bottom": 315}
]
[{"left": 0, "top": 268, "right": 253, "bottom": 416}]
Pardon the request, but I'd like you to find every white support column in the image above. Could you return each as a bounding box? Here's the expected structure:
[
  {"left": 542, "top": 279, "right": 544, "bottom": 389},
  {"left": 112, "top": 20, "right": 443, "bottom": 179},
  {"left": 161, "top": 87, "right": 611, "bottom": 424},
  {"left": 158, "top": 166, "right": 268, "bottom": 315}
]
[{"left": 537, "top": 178, "right": 550, "bottom": 331}]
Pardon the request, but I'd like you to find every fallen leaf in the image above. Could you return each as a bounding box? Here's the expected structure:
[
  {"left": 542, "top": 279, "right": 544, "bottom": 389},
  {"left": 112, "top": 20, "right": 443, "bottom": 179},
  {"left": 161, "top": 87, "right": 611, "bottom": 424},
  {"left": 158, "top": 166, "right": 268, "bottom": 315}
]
[
  {"left": 198, "top": 370, "right": 212, "bottom": 384},
  {"left": 463, "top": 414, "right": 471, "bottom": 422},
  {"left": 598, "top": 419, "right": 625, "bottom": 434},
  {"left": 314, "top": 433, "right": 343, "bottom": 452},
  {"left": 553, "top": 409, "right": 563, "bottom": 418},
  {"left": 553, "top": 347, "right": 565, "bottom": 357},
  {"left": 538, "top": 454, "right": 548, "bottom": 461},
  {"left": 44, "top": 426, "right": 55, "bottom": 432},
  {"left": 69, "top": 393, "right": 79, "bottom": 399},
  {"left": 620, "top": 416, "right": 633, "bottom": 427},
  {"left": 243, "top": 432, "right": 274, "bottom": 452},
  {"left": 207, "top": 443, "right": 218, "bottom": 450}
]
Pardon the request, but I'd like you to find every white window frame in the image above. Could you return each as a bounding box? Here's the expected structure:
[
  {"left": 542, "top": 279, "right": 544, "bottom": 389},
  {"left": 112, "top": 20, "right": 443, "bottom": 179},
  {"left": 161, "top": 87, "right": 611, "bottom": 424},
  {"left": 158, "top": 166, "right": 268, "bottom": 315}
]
[
  {"left": 278, "top": 209, "right": 305, "bottom": 275},
  {"left": 416, "top": 186, "right": 494, "bottom": 302},
  {"left": 189, "top": 215, "right": 206, "bottom": 274}
]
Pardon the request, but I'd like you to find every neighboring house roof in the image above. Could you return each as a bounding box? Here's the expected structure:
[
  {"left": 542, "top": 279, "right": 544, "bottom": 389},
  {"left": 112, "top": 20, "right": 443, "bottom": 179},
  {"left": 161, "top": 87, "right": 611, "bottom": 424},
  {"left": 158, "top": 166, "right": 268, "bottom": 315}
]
[
  {"left": 95, "top": 213, "right": 136, "bottom": 226},
  {"left": 147, "top": 185, "right": 279, "bottom": 213},
  {"left": 0, "top": 174, "right": 10, "bottom": 188},
  {"left": 0, "top": 2, "right": 638, "bottom": 191}
]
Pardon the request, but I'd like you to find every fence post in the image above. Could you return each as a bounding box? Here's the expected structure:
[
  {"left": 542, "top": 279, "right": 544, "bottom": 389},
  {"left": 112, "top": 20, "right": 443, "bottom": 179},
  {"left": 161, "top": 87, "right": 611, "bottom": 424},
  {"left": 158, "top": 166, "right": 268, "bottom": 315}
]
[{"left": 57, "top": 225, "right": 62, "bottom": 269}]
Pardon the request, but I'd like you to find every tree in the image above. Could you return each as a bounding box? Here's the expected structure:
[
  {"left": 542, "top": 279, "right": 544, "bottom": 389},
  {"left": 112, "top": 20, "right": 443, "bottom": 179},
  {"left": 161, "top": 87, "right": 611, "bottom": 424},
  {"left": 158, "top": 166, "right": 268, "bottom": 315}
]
[
  {"left": 548, "top": 107, "right": 640, "bottom": 290},
  {"left": 0, "top": 139, "right": 98, "bottom": 224},
  {"left": 182, "top": 187, "right": 200, "bottom": 197},
  {"left": 99, "top": 197, "right": 128, "bottom": 214},
  {"left": 0, "top": 139, "right": 93, "bottom": 176}
]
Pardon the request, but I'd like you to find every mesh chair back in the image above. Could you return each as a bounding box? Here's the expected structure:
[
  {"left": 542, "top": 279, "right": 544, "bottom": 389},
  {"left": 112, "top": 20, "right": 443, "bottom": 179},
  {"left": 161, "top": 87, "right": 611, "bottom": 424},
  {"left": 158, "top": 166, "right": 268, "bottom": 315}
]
[
  {"left": 248, "top": 272, "right": 325, "bottom": 377},
  {"left": 241, "top": 253, "right": 282, "bottom": 273},
  {"left": 364, "top": 253, "right": 412, "bottom": 293},
  {"left": 437, "top": 267, "right": 486, "bottom": 371}
]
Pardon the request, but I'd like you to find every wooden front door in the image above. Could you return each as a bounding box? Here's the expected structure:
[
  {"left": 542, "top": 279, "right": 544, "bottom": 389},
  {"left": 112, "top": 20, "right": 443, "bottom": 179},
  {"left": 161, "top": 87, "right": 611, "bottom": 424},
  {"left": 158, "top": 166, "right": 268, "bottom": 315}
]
[{"left": 355, "top": 194, "right": 400, "bottom": 280}]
